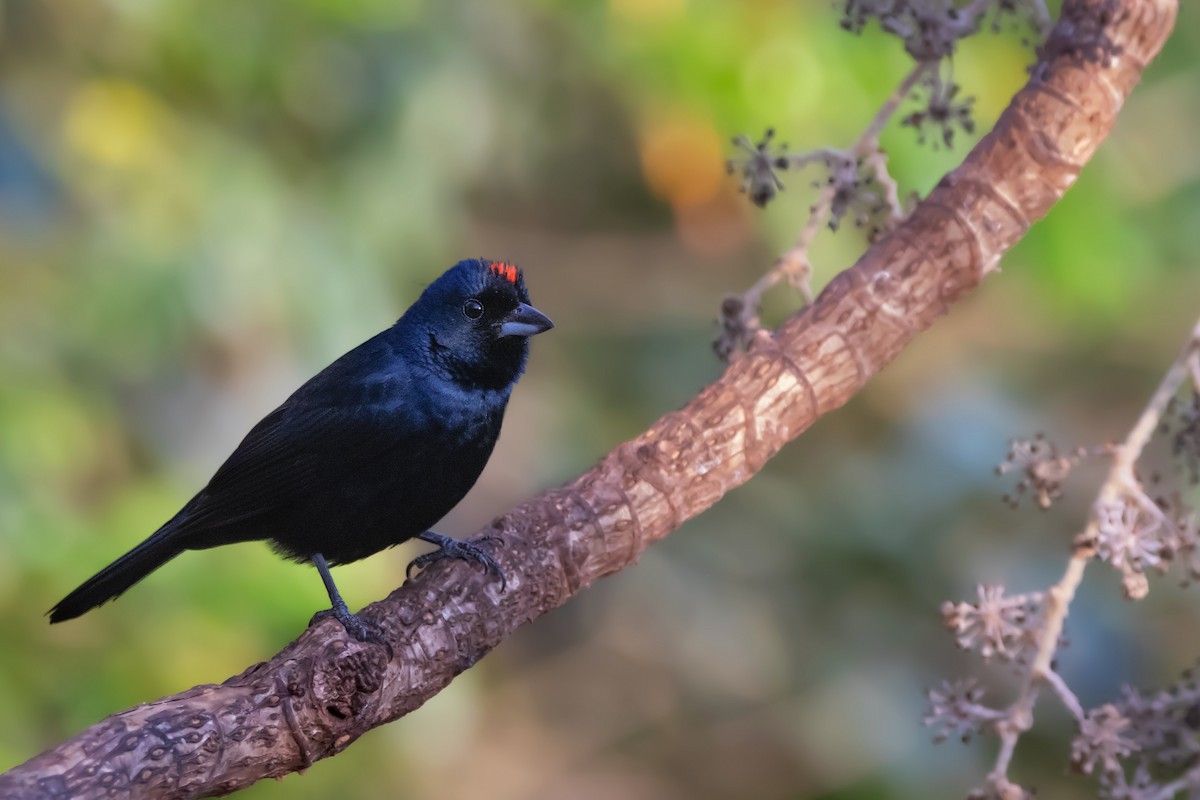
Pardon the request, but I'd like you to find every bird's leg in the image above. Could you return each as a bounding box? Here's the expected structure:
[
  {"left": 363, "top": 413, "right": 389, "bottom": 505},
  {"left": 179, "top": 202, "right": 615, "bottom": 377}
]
[
  {"left": 309, "top": 552, "right": 392, "bottom": 655},
  {"left": 406, "top": 531, "right": 507, "bottom": 590}
]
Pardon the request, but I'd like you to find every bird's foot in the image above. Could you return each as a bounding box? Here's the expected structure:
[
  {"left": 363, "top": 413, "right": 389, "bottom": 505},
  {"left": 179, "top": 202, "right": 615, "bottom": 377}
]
[
  {"left": 310, "top": 604, "right": 393, "bottom": 658},
  {"left": 407, "top": 532, "right": 507, "bottom": 590}
]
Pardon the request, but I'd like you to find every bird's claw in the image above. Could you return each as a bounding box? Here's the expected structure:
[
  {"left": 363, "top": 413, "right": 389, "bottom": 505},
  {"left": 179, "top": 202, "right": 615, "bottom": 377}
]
[
  {"left": 406, "top": 534, "right": 507, "bottom": 591},
  {"left": 310, "top": 606, "right": 393, "bottom": 658}
]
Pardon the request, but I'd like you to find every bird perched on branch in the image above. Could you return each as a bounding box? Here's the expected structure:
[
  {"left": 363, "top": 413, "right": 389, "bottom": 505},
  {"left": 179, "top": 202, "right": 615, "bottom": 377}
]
[{"left": 48, "top": 258, "right": 553, "bottom": 644}]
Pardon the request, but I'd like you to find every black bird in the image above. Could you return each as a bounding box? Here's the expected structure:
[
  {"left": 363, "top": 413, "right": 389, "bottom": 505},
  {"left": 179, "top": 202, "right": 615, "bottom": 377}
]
[{"left": 48, "top": 258, "right": 553, "bottom": 643}]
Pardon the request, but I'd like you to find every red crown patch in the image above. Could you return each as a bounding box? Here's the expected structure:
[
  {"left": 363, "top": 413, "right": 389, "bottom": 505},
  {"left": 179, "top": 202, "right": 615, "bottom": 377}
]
[{"left": 488, "top": 261, "right": 520, "bottom": 284}]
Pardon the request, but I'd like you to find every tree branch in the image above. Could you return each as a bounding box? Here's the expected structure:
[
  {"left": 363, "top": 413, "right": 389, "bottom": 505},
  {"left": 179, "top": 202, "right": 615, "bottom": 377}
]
[{"left": 0, "top": 0, "right": 1177, "bottom": 797}]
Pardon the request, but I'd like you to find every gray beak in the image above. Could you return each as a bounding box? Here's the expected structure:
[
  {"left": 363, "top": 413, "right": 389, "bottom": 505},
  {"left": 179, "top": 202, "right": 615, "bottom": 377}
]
[{"left": 498, "top": 302, "right": 554, "bottom": 338}]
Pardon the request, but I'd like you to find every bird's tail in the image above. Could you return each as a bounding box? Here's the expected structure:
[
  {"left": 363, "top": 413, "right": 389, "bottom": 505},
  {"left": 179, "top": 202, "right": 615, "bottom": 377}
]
[{"left": 48, "top": 523, "right": 186, "bottom": 624}]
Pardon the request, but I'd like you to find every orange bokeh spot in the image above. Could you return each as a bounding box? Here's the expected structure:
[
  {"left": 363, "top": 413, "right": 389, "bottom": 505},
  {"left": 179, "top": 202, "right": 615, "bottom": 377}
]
[{"left": 639, "top": 116, "right": 725, "bottom": 211}]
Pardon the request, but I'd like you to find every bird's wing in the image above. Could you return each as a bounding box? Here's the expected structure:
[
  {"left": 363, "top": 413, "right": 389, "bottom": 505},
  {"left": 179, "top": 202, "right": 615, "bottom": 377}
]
[
  {"left": 177, "top": 328, "right": 417, "bottom": 529},
  {"left": 182, "top": 392, "right": 403, "bottom": 530}
]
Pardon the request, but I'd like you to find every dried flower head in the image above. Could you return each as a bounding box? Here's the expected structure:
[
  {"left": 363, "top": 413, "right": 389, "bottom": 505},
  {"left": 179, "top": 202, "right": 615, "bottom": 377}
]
[
  {"left": 1093, "top": 499, "right": 1164, "bottom": 574},
  {"left": 997, "top": 433, "right": 1085, "bottom": 509},
  {"left": 942, "top": 584, "right": 1043, "bottom": 663},
  {"left": 819, "top": 152, "right": 893, "bottom": 235},
  {"left": 924, "top": 678, "right": 1003, "bottom": 744},
  {"left": 1079, "top": 675, "right": 1200, "bottom": 799},
  {"left": 1107, "top": 488, "right": 1200, "bottom": 588},
  {"left": 838, "top": 0, "right": 988, "bottom": 61},
  {"left": 727, "top": 129, "right": 790, "bottom": 208},
  {"left": 1116, "top": 670, "right": 1200, "bottom": 770},
  {"left": 714, "top": 294, "right": 753, "bottom": 362},
  {"left": 903, "top": 71, "right": 976, "bottom": 149},
  {"left": 1072, "top": 704, "right": 1138, "bottom": 776}
]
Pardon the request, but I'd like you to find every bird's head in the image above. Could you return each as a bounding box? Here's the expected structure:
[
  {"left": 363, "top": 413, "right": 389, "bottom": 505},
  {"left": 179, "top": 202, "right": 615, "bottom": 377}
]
[{"left": 403, "top": 258, "right": 554, "bottom": 391}]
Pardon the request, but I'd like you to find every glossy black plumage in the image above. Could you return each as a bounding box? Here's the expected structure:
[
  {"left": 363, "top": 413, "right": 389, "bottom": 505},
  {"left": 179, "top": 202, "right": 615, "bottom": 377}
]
[{"left": 49, "top": 259, "right": 552, "bottom": 639}]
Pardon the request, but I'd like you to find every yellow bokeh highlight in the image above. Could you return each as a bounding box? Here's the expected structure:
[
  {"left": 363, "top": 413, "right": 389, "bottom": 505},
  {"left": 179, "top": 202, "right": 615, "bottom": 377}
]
[
  {"left": 63, "top": 79, "right": 173, "bottom": 172},
  {"left": 638, "top": 114, "right": 725, "bottom": 210},
  {"left": 741, "top": 35, "right": 825, "bottom": 124},
  {"left": 59, "top": 77, "right": 197, "bottom": 249}
]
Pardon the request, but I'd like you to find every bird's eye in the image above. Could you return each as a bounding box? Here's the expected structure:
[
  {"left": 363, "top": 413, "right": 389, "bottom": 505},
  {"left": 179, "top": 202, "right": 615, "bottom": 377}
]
[{"left": 463, "top": 298, "right": 484, "bottom": 320}]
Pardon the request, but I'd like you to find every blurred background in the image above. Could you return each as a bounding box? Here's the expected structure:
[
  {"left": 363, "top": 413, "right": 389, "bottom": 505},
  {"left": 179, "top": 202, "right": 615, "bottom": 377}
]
[{"left": 2, "top": 1, "right": 1199, "bottom": 797}]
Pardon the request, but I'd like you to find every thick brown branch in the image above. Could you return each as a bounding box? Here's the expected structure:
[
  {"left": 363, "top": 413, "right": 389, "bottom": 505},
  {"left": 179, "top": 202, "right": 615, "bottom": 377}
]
[{"left": 0, "top": 0, "right": 1177, "bottom": 797}]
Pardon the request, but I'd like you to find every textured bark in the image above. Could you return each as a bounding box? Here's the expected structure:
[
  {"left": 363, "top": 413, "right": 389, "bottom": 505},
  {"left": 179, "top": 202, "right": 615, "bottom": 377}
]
[{"left": 0, "top": 0, "right": 1178, "bottom": 797}]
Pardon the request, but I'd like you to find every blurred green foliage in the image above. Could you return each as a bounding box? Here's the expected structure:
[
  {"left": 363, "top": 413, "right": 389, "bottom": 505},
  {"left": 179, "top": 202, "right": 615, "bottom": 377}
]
[{"left": 2, "top": 1, "right": 1199, "bottom": 798}]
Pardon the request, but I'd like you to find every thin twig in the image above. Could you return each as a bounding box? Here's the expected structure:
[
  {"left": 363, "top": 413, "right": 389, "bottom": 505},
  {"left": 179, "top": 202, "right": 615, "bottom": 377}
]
[
  {"left": 862, "top": 150, "right": 905, "bottom": 225},
  {"left": 1041, "top": 667, "right": 1084, "bottom": 721},
  {"left": 731, "top": 61, "right": 934, "bottom": 337},
  {"left": 858, "top": 61, "right": 934, "bottom": 150},
  {"left": 728, "top": 0, "right": 1061, "bottom": 358},
  {"left": 984, "top": 315, "right": 1200, "bottom": 791}
]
